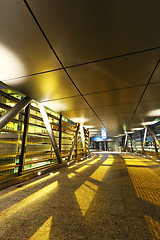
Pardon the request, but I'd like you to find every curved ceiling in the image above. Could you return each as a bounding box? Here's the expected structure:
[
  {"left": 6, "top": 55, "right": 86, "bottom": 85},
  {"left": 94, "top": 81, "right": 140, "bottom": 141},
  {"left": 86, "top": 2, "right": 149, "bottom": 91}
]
[{"left": 1, "top": 0, "right": 160, "bottom": 137}]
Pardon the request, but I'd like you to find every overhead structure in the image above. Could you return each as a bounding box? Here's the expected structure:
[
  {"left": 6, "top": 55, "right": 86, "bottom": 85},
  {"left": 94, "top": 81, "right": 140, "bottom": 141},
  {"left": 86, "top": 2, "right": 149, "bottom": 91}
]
[{"left": 1, "top": 1, "right": 160, "bottom": 138}]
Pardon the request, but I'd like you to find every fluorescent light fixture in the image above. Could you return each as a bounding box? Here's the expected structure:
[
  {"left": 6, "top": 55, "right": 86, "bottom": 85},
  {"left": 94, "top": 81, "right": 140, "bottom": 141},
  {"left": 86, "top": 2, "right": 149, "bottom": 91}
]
[
  {"left": 83, "top": 125, "right": 94, "bottom": 129},
  {"left": 141, "top": 120, "right": 159, "bottom": 126},
  {"left": 70, "top": 118, "right": 88, "bottom": 124},
  {"left": 89, "top": 129, "right": 99, "bottom": 132},
  {"left": 147, "top": 109, "right": 160, "bottom": 117},
  {"left": 131, "top": 128, "right": 144, "bottom": 131},
  {"left": 118, "top": 134, "right": 126, "bottom": 137}
]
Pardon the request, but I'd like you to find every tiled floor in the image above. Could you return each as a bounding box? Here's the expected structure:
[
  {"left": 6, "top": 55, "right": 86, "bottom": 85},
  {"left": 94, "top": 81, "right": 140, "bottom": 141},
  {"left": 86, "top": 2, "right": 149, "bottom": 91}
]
[{"left": 0, "top": 153, "right": 160, "bottom": 239}]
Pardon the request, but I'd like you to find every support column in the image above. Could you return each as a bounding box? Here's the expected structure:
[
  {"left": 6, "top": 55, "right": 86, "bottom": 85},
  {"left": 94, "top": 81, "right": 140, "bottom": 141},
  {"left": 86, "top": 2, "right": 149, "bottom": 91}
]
[
  {"left": 148, "top": 126, "right": 160, "bottom": 148},
  {"left": 124, "top": 133, "right": 128, "bottom": 152},
  {"left": 129, "top": 134, "right": 134, "bottom": 152},
  {"left": 0, "top": 96, "right": 32, "bottom": 130},
  {"left": 38, "top": 103, "right": 62, "bottom": 164},
  {"left": 148, "top": 126, "right": 160, "bottom": 156},
  {"left": 140, "top": 130, "right": 144, "bottom": 153},
  {"left": 131, "top": 135, "right": 137, "bottom": 152},
  {"left": 142, "top": 127, "right": 147, "bottom": 153},
  {"left": 68, "top": 124, "right": 80, "bottom": 162},
  {"left": 18, "top": 103, "right": 31, "bottom": 174},
  {"left": 80, "top": 124, "right": 85, "bottom": 155},
  {"left": 59, "top": 114, "right": 62, "bottom": 152}
]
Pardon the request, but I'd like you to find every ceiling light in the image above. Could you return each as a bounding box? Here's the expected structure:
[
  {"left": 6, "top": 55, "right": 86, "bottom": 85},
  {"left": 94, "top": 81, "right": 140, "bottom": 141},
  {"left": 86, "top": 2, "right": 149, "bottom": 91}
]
[
  {"left": 89, "top": 129, "right": 99, "bottom": 132},
  {"left": 83, "top": 125, "right": 94, "bottom": 129},
  {"left": 70, "top": 118, "right": 88, "bottom": 124},
  {"left": 0, "top": 44, "right": 25, "bottom": 80},
  {"left": 147, "top": 109, "right": 160, "bottom": 117},
  {"left": 131, "top": 128, "right": 144, "bottom": 131},
  {"left": 141, "top": 120, "right": 159, "bottom": 126}
]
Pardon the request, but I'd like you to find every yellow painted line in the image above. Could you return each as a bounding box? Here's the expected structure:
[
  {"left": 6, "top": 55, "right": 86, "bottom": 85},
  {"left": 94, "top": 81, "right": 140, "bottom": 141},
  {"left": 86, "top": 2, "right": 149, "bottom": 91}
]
[
  {"left": 0, "top": 181, "right": 58, "bottom": 222},
  {"left": 0, "top": 172, "right": 59, "bottom": 201},
  {"left": 29, "top": 216, "right": 53, "bottom": 240}
]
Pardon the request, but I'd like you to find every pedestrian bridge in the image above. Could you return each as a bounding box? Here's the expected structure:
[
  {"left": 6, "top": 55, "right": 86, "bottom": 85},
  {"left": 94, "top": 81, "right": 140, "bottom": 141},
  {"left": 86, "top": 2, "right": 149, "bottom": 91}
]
[{"left": 0, "top": 152, "right": 159, "bottom": 239}]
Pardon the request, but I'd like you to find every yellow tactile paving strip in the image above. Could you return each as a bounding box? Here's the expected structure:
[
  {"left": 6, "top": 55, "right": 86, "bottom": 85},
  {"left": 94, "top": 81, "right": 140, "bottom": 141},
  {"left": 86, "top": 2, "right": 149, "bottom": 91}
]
[{"left": 123, "top": 154, "right": 160, "bottom": 239}]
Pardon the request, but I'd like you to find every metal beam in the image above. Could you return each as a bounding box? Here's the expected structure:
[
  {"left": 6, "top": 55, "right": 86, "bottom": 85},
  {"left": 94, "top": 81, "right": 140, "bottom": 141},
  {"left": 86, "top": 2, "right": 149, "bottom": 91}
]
[
  {"left": 143, "top": 126, "right": 147, "bottom": 151},
  {"left": 0, "top": 96, "right": 32, "bottom": 130},
  {"left": 38, "top": 103, "right": 62, "bottom": 163},
  {"left": 131, "top": 135, "right": 137, "bottom": 152},
  {"left": 59, "top": 114, "right": 62, "bottom": 152},
  {"left": 68, "top": 124, "right": 80, "bottom": 162},
  {"left": 129, "top": 134, "right": 134, "bottom": 152},
  {"left": 18, "top": 103, "right": 31, "bottom": 174},
  {"left": 140, "top": 130, "right": 144, "bottom": 153},
  {"left": 124, "top": 133, "right": 128, "bottom": 152},
  {"left": 148, "top": 126, "right": 160, "bottom": 148},
  {"left": 80, "top": 124, "right": 86, "bottom": 155}
]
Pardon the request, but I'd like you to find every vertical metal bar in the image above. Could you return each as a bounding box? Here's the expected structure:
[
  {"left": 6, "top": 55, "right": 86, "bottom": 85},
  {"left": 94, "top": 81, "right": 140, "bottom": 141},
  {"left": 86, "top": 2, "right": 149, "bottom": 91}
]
[
  {"left": 148, "top": 126, "right": 160, "bottom": 148},
  {"left": 124, "top": 133, "right": 128, "bottom": 152},
  {"left": 18, "top": 103, "right": 31, "bottom": 174},
  {"left": 143, "top": 126, "right": 147, "bottom": 152},
  {"left": 131, "top": 135, "right": 137, "bottom": 152},
  {"left": 59, "top": 114, "right": 62, "bottom": 152},
  {"left": 0, "top": 96, "right": 32, "bottom": 130},
  {"left": 68, "top": 124, "right": 80, "bottom": 162},
  {"left": 38, "top": 103, "right": 62, "bottom": 164},
  {"left": 80, "top": 124, "right": 85, "bottom": 155},
  {"left": 153, "top": 139, "right": 158, "bottom": 157},
  {"left": 140, "top": 130, "right": 144, "bottom": 153},
  {"left": 129, "top": 134, "right": 134, "bottom": 152}
]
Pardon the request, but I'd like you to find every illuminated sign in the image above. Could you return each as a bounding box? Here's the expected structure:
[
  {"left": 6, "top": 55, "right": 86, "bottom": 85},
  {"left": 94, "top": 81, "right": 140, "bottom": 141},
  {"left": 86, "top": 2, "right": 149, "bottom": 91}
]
[{"left": 101, "top": 128, "right": 107, "bottom": 139}]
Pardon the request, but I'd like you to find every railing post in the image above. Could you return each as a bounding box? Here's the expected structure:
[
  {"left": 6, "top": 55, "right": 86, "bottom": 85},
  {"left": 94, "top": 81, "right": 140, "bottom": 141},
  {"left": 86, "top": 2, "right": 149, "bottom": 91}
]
[
  {"left": 18, "top": 103, "right": 31, "bottom": 174},
  {"left": 148, "top": 126, "right": 160, "bottom": 157},
  {"left": 59, "top": 114, "right": 62, "bottom": 152},
  {"left": 140, "top": 130, "right": 144, "bottom": 153},
  {"left": 68, "top": 124, "right": 80, "bottom": 162},
  {"left": 0, "top": 96, "right": 32, "bottom": 130},
  {"left": 129, "top": 134, "right": 134, "bottom": 152},
  {"left": 124, "top": 133, "right": 128, "bottom": 152},
  {"left": 38, "top": 103, "right": 62, "bottom": 164}
]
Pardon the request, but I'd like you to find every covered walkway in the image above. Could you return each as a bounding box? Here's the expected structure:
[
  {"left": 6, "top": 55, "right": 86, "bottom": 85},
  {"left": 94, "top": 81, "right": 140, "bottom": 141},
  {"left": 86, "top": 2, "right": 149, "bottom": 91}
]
[{"left": 0, "top": 153, "right": 160, "bottom": 239}]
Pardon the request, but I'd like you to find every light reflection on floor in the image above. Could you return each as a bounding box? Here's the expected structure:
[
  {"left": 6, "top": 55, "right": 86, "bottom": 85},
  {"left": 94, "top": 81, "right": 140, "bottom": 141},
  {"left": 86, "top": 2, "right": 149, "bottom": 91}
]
[
  {"left": 0, "top": 181, "right": 58, "bottom": 222},
  {"left": 29, "top": 216, "right": 53, "bottom": 240},
  {"left": 1, "top": 153, "right": 159, "bottom": 239}
]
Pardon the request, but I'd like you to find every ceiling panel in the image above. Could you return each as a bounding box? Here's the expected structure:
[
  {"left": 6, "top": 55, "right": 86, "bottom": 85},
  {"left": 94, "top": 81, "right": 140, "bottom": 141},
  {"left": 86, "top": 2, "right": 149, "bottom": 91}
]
[
  {"left": 44, "top": 96, "right": 90, "bottom": 114},
  {"left": 28, "top": 0, "right": 160, "bottom": 66},
  {"left": 1, "top": 0, "right": 160, "bottom": 138},
  {"left": 0, "top": 0, "right": 61, "bottom": 80},
  {"left": 67, "top": 52, "right": 160, "bottom": 94},
  {"left": 142, "top": 84, "right": 160, "bottom": 101},
  {"left": 3, "top": 70, "right": 79, "bottom": 103},
  {"left": 85, "top": 86, "right": 144, "bottom": 108}
]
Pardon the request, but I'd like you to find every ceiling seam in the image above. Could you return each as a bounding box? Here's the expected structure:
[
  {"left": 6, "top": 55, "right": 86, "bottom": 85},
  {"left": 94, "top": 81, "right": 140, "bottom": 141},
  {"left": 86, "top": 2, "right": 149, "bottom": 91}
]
[
  {"left": 129, "top": 58, "right": 160, "bottom": 126},
  {"left": 23, "top": 0, "right": 105, "bottom": 128},
  {"left": 40, "top": 81, "right": 160, "bottom": 103},
  {"left": 2, "top": 46, "right": 160, "bottom": 82}
]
